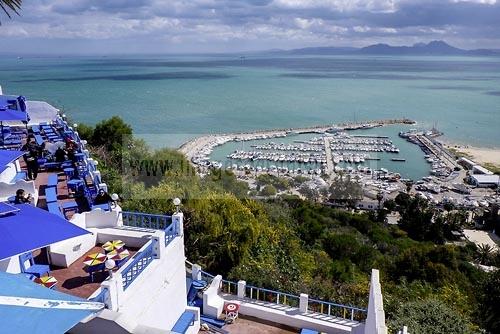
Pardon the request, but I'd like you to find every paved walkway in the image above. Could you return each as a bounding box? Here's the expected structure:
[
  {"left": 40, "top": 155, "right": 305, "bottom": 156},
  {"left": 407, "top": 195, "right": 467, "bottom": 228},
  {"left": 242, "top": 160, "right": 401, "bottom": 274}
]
[{"left": 463, "top": 229, "right": 500, "bottom": 251}]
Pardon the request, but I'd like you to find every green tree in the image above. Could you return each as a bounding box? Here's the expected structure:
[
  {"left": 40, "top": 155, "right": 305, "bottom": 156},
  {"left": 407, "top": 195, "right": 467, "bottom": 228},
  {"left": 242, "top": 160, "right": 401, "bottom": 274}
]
[
  {"left": 260, "top": 185, "right": 277, "bottom": 197},
  {"left": 329, "top": 174, "right": 362, "bottom": 207},
  {"left": 480, "top": 269, "right": 500, "bottom": 332},
  {"left": 90, "top": 116, "right": 133, "bottom": 152},
  {"left": 388, "top": 299, "right": 474, "bottom": 334},
  {"left": 298, "top": 184, "right": 320, "bottom": 202}
]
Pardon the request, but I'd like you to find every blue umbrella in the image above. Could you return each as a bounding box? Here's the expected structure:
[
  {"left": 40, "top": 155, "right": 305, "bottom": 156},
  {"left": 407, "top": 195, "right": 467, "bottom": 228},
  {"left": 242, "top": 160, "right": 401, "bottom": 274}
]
[
  {"left": 0, "top": 203, "right": 91, "bottom": 261},
  {"left": 0, "top": 271, "right": 104, "bottom": 333}
]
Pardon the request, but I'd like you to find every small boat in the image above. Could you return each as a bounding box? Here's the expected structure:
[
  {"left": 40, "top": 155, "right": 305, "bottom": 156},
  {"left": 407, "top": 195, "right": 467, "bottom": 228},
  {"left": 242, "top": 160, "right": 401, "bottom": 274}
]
[{"left": 391, "top": 158, "right": 406, "bottom": 162}]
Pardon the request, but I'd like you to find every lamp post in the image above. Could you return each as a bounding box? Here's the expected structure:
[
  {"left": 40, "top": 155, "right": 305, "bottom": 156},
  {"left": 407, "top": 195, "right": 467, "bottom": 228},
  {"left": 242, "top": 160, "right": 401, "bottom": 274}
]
[
  {"left": 173, "top": 197, "right": 181, "bottom": 213},
  {"left": 105, "top": 259, "right": 116, "bottom": 278},
  {"left": 110, "top": 193, "right": 119, "bottom": 209}
]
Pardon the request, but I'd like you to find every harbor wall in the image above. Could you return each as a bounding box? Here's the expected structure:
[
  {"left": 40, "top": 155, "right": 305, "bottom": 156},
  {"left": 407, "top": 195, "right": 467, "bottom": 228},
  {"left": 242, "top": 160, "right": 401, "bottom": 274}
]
[{"left": 178, "top": 118, "right": 415, "bottom": 151}]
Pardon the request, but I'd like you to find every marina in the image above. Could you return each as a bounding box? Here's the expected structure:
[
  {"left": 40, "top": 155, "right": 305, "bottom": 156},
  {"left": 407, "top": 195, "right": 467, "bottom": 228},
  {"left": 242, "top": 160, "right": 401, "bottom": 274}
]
[
  {"left": 181, "top": 120, "right": 433, "bottom": 182},
  {"left": 179, "top": 119, "right": 499, "bottom": 208}
]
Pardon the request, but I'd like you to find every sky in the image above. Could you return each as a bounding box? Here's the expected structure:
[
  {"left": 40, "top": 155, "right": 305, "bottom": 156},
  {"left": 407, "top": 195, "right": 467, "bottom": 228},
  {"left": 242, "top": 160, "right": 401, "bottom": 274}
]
[{"left": 1, "top": 0, "right": 500, "bottom": 54}]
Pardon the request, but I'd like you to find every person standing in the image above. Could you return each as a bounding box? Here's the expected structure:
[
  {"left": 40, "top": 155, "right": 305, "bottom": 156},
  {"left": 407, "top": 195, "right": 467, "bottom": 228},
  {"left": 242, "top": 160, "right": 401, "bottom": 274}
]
[{"left": 21, "top": 137, "right": 40, "bottom": 180}]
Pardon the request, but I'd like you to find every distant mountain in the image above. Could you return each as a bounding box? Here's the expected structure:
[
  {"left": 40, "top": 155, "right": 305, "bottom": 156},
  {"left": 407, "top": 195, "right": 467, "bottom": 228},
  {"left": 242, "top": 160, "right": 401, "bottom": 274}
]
[
  {"left": 359, "top": 40, "right": 464, "bottom": 55},
  {"left": 282, "top": 46, "right": 358, "bottom": 55},
  {"left": 273, "top": 41, "right": 500, "bottom": 57}
]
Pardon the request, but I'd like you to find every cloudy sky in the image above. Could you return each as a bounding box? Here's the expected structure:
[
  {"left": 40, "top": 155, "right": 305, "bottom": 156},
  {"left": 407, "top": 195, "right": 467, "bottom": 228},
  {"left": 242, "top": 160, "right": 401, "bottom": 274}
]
[{"left": 1, "top": 0, "right": 500, "bottom": 54}]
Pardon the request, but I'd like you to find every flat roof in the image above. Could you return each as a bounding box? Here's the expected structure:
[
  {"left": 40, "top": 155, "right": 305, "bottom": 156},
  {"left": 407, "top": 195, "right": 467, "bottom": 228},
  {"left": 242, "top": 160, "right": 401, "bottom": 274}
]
[
  {"left": 470, "top": 174, "right": 500, "bottom": 184},
  {"left": 458, "top": 157, "right": 476, "bottom": 165},
  {"left": 472, "top": 165, "right": 494, "bottom": 175},
  {"left": 25, "top": 101, "right": 59, "bottom": 125}
]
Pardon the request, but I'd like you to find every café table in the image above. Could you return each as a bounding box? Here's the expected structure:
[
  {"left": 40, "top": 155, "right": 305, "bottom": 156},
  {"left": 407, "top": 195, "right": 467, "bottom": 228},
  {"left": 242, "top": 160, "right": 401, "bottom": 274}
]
[
  {"left": 34, "top": 276, "right": 58, "bottom": 290},
  {"left": 102, "top": 240, "right": 125, "bottom": 253}
]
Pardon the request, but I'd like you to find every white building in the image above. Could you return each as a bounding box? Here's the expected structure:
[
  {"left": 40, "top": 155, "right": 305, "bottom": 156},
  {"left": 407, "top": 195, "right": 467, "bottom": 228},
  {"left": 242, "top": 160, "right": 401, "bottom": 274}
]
[
  {"left": 468, "top": 174, "right": 500, "bottom": 188},
  {"left": 0, "top": 92, "right": 392, "bottom": 334},
  {"left": 472, "top": 165, "right": 494, "bottom": 175}
]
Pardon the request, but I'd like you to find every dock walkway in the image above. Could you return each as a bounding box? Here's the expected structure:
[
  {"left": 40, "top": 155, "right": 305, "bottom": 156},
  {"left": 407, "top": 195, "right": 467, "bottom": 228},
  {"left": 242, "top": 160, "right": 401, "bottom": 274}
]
[
  {"left": 323, "top": 137, "right": 334, "bottom": 177},
  {"left": 416, "top": 135, "right": 457, "bottom": 169}
]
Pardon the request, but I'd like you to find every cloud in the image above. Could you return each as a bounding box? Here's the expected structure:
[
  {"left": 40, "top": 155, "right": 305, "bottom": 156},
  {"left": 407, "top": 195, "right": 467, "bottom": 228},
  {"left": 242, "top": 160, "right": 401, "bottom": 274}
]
[{"left": 1, "top": 0, "right": 500, "bottom": 53}]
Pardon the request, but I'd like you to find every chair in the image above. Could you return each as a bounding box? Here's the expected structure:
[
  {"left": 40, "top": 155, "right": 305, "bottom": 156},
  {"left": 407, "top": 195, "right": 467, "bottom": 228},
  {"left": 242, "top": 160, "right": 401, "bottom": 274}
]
[
  {"left": 19, "top": 252, "right": 50, "bottom": 278},
  {"left": 24, "top": 273, "right": 36, "bottom": 281},
  {"left": 85, "top": 263, "right": 105, "bottom": 282},
  {"left": 62, "top": 200, "right": 79, "bottom": 218},
  {"left": 63, "top": 167, "right": 75, "bottom": 180},
  {"left": 47, "top": 202, "right": 64, "bottom": 218},
  {"left": 67, "top": 179, "right": 84, "bottom": 194}
]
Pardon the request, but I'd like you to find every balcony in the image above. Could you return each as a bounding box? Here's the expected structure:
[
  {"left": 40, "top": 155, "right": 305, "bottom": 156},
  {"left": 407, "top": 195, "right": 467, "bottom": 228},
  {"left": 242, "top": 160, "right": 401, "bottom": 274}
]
[
  {"left": 188, "top": 263, "right": 368, "bottom": 334},
  {"left": 42, "top": 210, "right": 179, "bottom": 302}
]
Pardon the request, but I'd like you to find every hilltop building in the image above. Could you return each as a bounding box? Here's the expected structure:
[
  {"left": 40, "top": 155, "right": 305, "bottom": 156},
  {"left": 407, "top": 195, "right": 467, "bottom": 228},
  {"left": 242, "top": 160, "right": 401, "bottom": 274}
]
[{"left": 0, "top": 87, "right": 392, "bottom": 334}]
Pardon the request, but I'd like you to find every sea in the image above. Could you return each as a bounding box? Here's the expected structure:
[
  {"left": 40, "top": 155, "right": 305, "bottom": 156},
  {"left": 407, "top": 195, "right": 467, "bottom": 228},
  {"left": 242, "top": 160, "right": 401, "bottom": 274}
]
[{"left": 1, "top": 54, "right": 499, "bottom": 179}]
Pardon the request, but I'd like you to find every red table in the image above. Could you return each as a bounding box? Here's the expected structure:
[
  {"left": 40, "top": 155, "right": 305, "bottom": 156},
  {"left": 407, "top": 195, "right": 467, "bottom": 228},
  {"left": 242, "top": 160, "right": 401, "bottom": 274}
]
[
  {"left": 34, "top": 276, "right": 58, "bottom": 289},
  {"left": 224, "top": 302, "right": 240, "bottom": 323}
]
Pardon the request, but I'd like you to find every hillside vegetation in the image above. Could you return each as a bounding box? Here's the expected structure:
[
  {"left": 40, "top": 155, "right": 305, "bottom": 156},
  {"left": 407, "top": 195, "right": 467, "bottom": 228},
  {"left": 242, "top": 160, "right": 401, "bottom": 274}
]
[{"left": 81, "top": 116, "right": 500, "bottom": 333}]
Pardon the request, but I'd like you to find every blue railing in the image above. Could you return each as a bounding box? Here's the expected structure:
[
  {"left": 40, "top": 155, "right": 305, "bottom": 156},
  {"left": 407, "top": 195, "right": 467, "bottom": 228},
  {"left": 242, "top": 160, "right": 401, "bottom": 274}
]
[
  {"left": 121, "top": 211, "right": 172, "bottom": 230},
  {"left": 190, "top": 264, "right": 366, "bottom": 322},
  {"left": 164, "top": 223, "right": 176, "bottom": 246},
  {"left": 121, "top": 241, "right": 155, "bottom": 290},
  {"left": 200, "top": 270, "right": 215, "bottom": 284},
  {"left": 245, "top": 285, "right": 300, "bottom": 308},
  {"left": 308, "top": 298, "right": 367, "bottom": 321},
  {"left": 221, "top": 279, "right": 238, "bottom": 295}
]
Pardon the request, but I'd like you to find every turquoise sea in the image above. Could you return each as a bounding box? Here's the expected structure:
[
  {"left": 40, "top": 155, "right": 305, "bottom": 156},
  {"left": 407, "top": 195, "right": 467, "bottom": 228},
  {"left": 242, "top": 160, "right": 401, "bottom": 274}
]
[
  {"left": 0, "top": 54, "right": 499, "bottom": 151},
  {"left": 210, "top": 124, "right": 432, "bottom": 180}
]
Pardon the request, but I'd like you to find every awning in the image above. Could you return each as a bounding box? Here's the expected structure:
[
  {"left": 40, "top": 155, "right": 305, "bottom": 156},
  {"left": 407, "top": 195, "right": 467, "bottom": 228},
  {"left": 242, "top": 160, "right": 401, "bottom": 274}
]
[
  {"left": 0, "top": 108, "right": 29, "bottom": 122},
  {"left": 0, "top": 271, "right": 103, "bottom": 333},
  {"left": 25, "top": 101, "right": 59, "bottom": 125},
  {"left": 0, "top": 203, "right": 91, "bottom": 261},
  {"left": 0, "top": 150, "right": 24, "bottom": 173}
]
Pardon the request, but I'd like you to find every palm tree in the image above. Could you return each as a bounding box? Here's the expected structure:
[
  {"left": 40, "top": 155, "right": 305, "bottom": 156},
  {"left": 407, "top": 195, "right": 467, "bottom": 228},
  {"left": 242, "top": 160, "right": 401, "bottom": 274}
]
[
  {"left": 476, "top": 243, "right": 494, "bottom": 265},
  {"left": 0, "top": 0, "right": 21, "bottom": 23}
]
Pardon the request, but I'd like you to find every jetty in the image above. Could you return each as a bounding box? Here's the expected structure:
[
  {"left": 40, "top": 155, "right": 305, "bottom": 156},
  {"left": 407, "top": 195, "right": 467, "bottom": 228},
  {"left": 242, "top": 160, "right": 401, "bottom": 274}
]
[
  {"left": 324, "top": 136, "right": 334, "bottom": 176},
  {"left": 179, "top": 118, "right": 415, "bottom": 162}
]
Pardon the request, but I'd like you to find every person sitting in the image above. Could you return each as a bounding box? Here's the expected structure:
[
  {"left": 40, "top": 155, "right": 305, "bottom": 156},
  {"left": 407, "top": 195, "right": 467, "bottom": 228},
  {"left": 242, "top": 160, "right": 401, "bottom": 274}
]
[
  {"left": 66, "top": 140, "right": 77, "bottom": 162},
  {"left": 54, "top": 147, "right": 67, "bottom": 162},
  {"left": 93, "top": 189, "right": 112, "bottom": 205},
  {"left": 14, "top": 189, "right": 32, "bottom": 204}
]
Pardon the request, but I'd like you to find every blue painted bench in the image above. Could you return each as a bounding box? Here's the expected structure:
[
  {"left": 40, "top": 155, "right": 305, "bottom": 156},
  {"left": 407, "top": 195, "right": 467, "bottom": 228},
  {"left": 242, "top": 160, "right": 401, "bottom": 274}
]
[
  {"left": 47, "top": 202, "right": 64, "bottom": 218},
  {"left": 31, "top": 125, "right": 40, "bottom": 133},
  {"left": 43, "top": 161, "right": 61, "bottom": 170},
  {"left": 34, "top": 134, "right": 44, "bottom": 146},
  {"left": 45, "top": 187, "right": 57, "bottom": 203},
  {"left": 171, "top": 311, "right": 195, "bottom": 334},
  {"left": 47, "top": 174, "right": 58, "bottom": 194}
]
